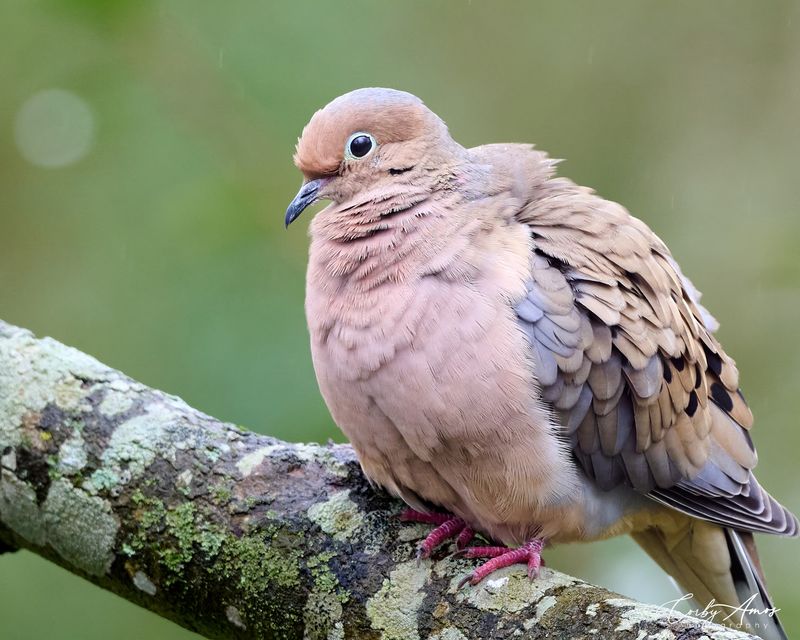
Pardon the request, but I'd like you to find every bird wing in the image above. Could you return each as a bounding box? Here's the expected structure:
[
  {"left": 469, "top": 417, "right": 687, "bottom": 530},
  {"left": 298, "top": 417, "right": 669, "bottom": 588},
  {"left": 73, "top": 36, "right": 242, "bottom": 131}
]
[{"left": 514, "top": 180, "right": 796, "bottom": 536}]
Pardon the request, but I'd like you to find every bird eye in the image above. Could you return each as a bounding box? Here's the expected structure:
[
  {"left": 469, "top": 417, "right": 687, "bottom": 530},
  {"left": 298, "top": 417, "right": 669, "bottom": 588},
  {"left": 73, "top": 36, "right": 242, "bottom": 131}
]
[{"left": 345, "top": 132, "right": 376, "bottom": 160}]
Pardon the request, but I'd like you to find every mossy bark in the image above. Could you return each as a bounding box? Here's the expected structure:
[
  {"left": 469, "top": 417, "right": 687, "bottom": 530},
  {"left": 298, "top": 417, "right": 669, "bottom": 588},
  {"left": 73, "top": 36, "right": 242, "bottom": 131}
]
[{"left": 0, "top": 320, "right": 757, "bottom": 640}]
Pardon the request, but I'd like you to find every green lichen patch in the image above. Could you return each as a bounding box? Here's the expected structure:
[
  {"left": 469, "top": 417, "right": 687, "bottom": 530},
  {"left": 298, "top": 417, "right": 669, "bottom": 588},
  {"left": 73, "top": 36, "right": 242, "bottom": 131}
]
[
  {"left": 202, "top": 442, "right": 226, "bottom": 463},
  {"left": 84, "top": 468, "right": 121, "bottom": 494},
  {"left": 57, "top": 426, "right": 87, "bottom": 476},
  {"left": 307, "top": 551, "right": 341, "bottom": 595},
  {"left": 358, "top": 510, "right": 396, "bottom": 557},
  {"left": 101, "top": 404, "right": 175, "bottom": 485},
  {"left": 39, "top": 336, "right": 115, "bottom": 381},
  {"left": 236, "top": 445, "right": 279, "bottom": 476},
  {"left": 366, "top": 559, "right": 428, "bottom": 640},
  {"left": 54, "top": 377, "right": 91, "bottom": 414},
  {"left": 201, "top": 530, "right": 305, "bottom": 637},
  {"left": 531, "top": 594, "right": 558, "bottom": 625},
  {"left": 235, "top": 442, "right": 351, "bottom": 481},
  {"left": 209, "top": 482, "right": 232, "bottom": 506},
  {"left": 176, "top": 469, "right": 193, "bottom": 496},
  {"left": 606, "top": 597, "right": 673, "bottom": 632},
  {"left": 308, "top": 489, "right": 364, "bottom": 542},
  {"left": 397, "top": 521, "right": 431, "bottom": 544},
  {"left": 304, "top": 581, "right": 345, "bottom": 640},
  {"left": 126, "top": 490, "right": 167, "bottom": 554},
  {"left": 0, "top": 449, "right": 15, "bottom": 471},
  {"left": 294, "top": 444, "right": 351, "bottom": 479},
  {"left": 1, "top": 469, "right": 117, "bottom": 576},
  {"left": 303, "top": 550, "right": 351, "bottom": 639},
  {"left": 125, "top": 484, "right": 304, "bottom": 625},
  {"left": 160, "top": 502, "right": 198, "bottom": 572},
  {"left": 219, "top": 531, "right": 301, "bottom": 590},
  {"left": 452, "top": 567, "right": 578, "bottom": 614},
  {"left": 429, "top": 628, "right": 468, "bottom": 640},
  {"left": 0, "top": 473, "right": 46, "bottom": 546},
  {"left": 98, "top": 388, "right": 136, "bottom": 417},
  {"left": 126, "top": 492, "right": 226, "bottom": 576},
  {"left": 42, "top": 478, "right": 119, "bottom": 576},
  {"left": 0, "top": 328, "right": 103, "bottom": 448}
]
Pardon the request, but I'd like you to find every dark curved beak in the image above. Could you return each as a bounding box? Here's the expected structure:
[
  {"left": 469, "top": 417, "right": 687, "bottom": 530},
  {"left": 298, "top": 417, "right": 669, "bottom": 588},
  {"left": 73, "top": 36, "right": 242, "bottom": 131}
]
[{"left": 285, "top": 179, "right": 323, "bottom": 227}]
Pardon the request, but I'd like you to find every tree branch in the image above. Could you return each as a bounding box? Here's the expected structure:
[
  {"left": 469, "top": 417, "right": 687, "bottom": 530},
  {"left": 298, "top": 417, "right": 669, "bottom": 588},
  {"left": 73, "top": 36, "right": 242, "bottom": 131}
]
[{"left": 0, "top": 319, "right": 757, "bottom": 639}]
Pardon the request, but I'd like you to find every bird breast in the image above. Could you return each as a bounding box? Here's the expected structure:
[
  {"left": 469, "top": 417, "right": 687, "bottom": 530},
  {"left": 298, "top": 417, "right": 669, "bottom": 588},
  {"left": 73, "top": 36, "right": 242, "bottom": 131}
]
[{"left": 305, "top": 234, "right": 586, "bottom": 542}]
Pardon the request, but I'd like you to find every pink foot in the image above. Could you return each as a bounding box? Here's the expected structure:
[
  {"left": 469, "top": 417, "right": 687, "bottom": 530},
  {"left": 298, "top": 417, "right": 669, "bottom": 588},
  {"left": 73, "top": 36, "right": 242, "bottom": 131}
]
[
  {"left": 400, "top": 508, "right": 475, "bottom": 561},
  {"left": 457, "top": 538, "right": 546, "bottom": 587}
]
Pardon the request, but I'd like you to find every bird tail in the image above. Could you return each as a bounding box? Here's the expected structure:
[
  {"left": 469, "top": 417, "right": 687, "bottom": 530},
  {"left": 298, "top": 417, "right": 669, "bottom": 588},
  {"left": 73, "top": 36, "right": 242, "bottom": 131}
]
[{"left": 631, "top": 518, "right": 788, "bottom": 640}]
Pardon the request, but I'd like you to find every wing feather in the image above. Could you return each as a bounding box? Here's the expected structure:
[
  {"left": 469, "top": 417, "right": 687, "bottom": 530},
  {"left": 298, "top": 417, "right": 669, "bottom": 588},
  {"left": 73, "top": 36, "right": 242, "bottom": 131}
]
[{"left": 513, "top": 182, "right": 797, "bottom": 536}]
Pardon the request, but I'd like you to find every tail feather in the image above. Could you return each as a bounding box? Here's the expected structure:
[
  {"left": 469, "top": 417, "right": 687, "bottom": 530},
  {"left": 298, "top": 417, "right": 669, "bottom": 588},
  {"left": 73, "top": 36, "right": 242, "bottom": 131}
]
[
  {"left": 725, "top": 529, "right": 787, "bottom": 640},
  {"left": 632, "top": 518, "right": 788, "bottom": 640}
]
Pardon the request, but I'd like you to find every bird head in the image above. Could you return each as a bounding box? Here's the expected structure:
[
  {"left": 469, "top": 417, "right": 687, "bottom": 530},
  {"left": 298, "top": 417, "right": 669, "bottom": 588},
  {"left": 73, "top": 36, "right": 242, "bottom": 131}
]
[{"left": 285, "top": 88, "right": 453, "bottom": 227}]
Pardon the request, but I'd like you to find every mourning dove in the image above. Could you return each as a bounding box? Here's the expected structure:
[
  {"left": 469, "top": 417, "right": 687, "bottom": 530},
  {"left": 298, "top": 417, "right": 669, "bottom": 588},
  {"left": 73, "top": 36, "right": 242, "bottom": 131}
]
[{"left": 286, "top": 88, "right": 797, "bottom": 639}]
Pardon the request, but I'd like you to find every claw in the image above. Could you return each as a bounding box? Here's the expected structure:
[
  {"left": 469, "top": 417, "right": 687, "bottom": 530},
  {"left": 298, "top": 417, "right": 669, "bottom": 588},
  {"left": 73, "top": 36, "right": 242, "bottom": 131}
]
[
  {"left": 527, "top": 543, "right": 543, "bottom": 579},
  {"left": 400, "top": 509, "right": 470, "bottom": 561},
  {"left": 416, "top": 516, "right": 467, "bottom": 560},
  {"left": 456, "top": 572, "right": 474, "bottom": 590},
  {"left": 399, "top": 509, "right": 546, "bottom": 584},
  {"left": 455, "top": 526, "right": 475, "bottom": 549},
  {"left": 458, "top": 538, "right": 546, "bottom": 586}
]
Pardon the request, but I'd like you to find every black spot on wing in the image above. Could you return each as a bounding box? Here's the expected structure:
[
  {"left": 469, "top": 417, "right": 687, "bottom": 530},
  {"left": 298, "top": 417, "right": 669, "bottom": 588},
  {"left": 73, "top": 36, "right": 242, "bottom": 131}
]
[
  {"left": 706, "top": 349, "right": 723, "bottom": 376},
  {"left": 710, "top": 382, "right": 734, "bottom": 412},
  {"left": 686, "top": 391, "right": 699, "bottom": 417}
]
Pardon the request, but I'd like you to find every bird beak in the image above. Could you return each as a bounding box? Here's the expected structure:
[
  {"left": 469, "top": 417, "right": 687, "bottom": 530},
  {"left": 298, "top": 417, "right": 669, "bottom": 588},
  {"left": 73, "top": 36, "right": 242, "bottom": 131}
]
[{"left": 285, "top": 179, "right": 325, "bottom": 227}]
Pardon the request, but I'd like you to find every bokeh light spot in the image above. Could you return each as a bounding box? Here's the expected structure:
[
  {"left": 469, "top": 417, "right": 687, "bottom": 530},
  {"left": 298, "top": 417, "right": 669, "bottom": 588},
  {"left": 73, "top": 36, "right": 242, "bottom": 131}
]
[{"left": 14, "top": 89, "right": 95, "bottom": 168}]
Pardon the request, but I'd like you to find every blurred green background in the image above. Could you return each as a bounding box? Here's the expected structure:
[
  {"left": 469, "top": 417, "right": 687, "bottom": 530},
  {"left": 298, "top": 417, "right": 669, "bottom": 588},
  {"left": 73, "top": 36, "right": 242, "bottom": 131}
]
[{"left": 1, "top": 1, "right": 799, "bottom": 637}]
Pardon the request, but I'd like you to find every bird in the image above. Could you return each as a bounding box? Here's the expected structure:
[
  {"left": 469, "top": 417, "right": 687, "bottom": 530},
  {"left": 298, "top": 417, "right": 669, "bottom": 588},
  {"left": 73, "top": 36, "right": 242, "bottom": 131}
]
[{"left": 285, "top": 87, "right": 797, "bottom": 639}]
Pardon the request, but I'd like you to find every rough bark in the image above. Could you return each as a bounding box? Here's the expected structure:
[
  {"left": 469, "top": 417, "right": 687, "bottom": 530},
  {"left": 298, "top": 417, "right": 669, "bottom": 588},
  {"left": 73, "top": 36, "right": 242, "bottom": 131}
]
[{"left": 0, "top": 319, "right": 757, "bottom": 640}]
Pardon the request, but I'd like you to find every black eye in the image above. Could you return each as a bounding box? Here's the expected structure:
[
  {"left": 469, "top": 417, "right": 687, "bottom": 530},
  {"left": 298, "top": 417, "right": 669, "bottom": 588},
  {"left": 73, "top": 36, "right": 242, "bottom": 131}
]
[{"left": 348, "top": 135, "right": 373, "bottom": 158}]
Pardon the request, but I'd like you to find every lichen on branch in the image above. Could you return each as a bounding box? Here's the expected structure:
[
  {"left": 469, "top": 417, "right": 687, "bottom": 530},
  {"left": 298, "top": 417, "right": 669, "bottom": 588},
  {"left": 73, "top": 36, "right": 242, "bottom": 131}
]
[{"left": 0, "top": 320, "right": 758, "bottom": 639}]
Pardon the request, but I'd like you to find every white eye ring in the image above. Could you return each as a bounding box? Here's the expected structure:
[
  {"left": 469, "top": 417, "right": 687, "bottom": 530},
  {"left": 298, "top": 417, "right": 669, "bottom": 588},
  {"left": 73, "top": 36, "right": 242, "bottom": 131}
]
[{"left": 344, "top": 132, "right": 377, "bottom": 160}]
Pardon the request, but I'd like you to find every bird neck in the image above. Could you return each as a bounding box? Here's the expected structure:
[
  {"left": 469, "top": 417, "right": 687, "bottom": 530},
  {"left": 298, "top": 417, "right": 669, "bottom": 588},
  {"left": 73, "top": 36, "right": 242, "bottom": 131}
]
[{"left": 308, "top": 177, "right": 466, "bottom": 291}]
